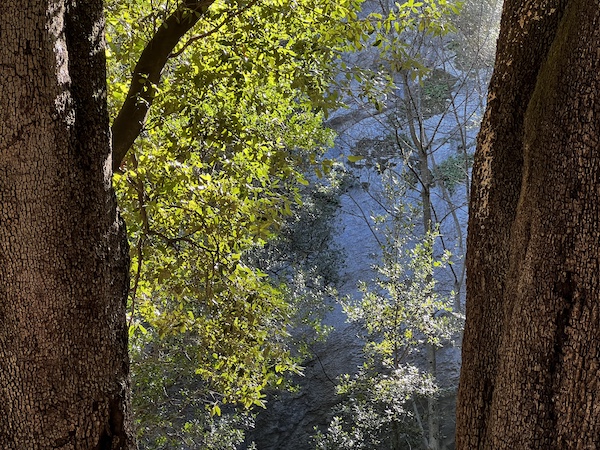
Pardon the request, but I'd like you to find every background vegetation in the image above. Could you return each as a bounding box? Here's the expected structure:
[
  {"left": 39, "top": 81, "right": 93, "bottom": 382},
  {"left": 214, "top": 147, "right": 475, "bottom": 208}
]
[{"left": 103, "top": 0, "right": 500, "bottom": 447}]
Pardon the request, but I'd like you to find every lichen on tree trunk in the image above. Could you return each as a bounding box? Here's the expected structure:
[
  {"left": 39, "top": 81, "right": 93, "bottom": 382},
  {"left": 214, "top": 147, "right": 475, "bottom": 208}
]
[{"left": 0, "top": 1, "right": 135, "bottom": 448}]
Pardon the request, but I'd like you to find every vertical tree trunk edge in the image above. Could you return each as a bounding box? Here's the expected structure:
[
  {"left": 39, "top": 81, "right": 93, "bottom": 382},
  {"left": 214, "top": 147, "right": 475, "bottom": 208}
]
[
  {"left": 456, "top": 0, "right": 600, "bottom": 448},
  {"left": 0, "top": 2, "right": 135, "bottom": 448}
]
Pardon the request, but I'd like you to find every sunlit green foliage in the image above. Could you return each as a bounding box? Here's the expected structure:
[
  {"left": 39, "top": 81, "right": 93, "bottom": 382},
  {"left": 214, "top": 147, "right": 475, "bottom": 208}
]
[
  {"left": 104, "top": 0, "right": 380, "bottom": 443},
  {"left": 314, "top": 226, "right": 460, "bottom": 449},
  {"left": 338, "top": 0, "right": 462, "bottom": 113},
  {"left": 314, "top": 367, "right": 436, "bottom": 449},
  {"left": 313, "top": 157, "right": 464, "bottom": 449},
  {"left": 104, "top": 0, "right": 463, "bottom": 446},
  {"left": 106, "top": 0, "right": 353, "bottom": 402}
]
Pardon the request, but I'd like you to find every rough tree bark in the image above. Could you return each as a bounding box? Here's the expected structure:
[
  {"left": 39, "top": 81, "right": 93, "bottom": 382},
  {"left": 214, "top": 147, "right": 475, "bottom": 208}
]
[
  {"left": 0, "top": 1, "right": 135, "bottom": 448},
  {"left": 456, "top": 0, "right": 600, "bottom": 448}
]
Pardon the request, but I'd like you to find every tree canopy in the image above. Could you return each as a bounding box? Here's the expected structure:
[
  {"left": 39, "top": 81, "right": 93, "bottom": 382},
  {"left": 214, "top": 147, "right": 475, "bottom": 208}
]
[
  {"left": 106, "top": 0, "right": 358, "bottom": 415},
  {"left": 101, "top": 0, "right": 462, "bottom": 445}
]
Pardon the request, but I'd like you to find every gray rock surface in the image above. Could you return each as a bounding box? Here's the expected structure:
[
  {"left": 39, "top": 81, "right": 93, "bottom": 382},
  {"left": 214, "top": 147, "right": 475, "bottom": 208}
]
[{"left": 248, "top": 324, "right": 365, "bottom": 449}]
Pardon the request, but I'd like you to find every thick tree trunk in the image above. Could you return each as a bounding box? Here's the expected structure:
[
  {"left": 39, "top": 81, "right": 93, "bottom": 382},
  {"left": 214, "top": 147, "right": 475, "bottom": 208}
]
[
  {"left": 0, "top": 2, "right": 134, "bottom": 448},
  {"left": 456, "top": 0, "right": 600, "bottom": 448}
]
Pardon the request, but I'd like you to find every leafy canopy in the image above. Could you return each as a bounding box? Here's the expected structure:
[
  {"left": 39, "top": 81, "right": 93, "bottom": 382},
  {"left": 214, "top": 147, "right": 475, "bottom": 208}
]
[
  {"left": 105, "top": 0, "right": 374, "bottom": 413},
  {"left": 104, "top": 0, "right": 462, "bottom": 446}
]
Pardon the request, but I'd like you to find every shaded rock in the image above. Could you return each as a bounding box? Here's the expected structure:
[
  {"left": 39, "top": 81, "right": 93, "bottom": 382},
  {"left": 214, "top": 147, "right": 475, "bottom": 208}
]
[{"left": 246, "top": 324, "right": 365, "bottom": 450}]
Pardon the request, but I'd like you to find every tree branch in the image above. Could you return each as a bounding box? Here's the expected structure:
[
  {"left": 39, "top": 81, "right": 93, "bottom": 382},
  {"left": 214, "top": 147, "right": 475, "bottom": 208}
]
[
  {"left": 111, "top": 0, "right": 216, "bottom": 171},
  {"left": 169, "top": 0, "right": 260, "bottom": 59}
]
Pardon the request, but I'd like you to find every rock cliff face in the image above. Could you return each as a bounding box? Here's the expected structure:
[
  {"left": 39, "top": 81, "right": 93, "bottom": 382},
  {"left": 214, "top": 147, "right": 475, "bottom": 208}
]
[
  {"left": 246, "top": 2, "right": 501, "bottom": 448},
  {"left": 249, "top": 324, "right": 365, "bottom": 450},
  {"left": 247, "top": 134, "right": 466, "bottom": 450}
]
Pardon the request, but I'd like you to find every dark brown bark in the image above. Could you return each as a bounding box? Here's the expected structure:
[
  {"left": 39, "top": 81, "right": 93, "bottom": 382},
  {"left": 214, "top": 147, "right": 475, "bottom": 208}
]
[
  {"left": 456, "top": 0, "right": 600, "bottom": 448},
  {"left": 0, "top": 1, "right": 134, "bottom": 448},
  {"left": 111, "top": 0, "right": 214, "bottom": 170}
]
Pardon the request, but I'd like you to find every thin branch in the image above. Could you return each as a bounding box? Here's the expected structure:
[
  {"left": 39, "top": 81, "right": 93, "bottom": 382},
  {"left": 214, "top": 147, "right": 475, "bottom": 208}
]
[
  {"left": 129, "top": 235, "right": 145, "bottom": 328},
  {"left": 128, "top": 152, "right": 149, "bottom": 327},
  {"left": 169, "top": 0, "right": 261, "bottom": 59},
  {"left": 344, "top": 192, "right": 383, "bottom": 248},
  {"left": 306, "top": 343, "right": 337, "bottom": 385}
]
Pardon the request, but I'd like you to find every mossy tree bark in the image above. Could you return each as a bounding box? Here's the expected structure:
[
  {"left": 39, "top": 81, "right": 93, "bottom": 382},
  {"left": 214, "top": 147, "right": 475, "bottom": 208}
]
[
  {"left": 456, "top": 0, "right": 600, "bottom": 448},
  {"left": 0, "top": 1, "right": 134, "bottom": 448}
]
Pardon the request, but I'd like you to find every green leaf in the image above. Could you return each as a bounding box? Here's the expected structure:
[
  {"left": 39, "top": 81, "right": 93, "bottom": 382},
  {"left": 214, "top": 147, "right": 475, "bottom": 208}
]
[{"left": 347, "top": 155, "right": 364, "bottom": 162}]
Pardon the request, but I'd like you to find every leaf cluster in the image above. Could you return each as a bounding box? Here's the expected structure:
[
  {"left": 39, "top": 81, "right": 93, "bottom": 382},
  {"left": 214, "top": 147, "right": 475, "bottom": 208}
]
[
  {"left": 103, "top": 0, "right": 392, "bottom": 444},
  {"left": 104, "top": 0, "right": 465, "bottom": 446},
  {"left": 313, "top": 365, "right": 435, "bottom": 450}
]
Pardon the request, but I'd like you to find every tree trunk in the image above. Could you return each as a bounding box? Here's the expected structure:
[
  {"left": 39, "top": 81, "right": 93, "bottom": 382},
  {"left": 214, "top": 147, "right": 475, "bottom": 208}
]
[
  {"left": 426, "top": 344, "right": 440, "bottom": 450},
  {"left": 0, "top": 1, "right": 134, "bottom": 448},
  {"left": 456, "top": 0, "right": 600, "bottom": 448},
  {"left": 420, "top": 151, "right": 441, "bottom": 450}
]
